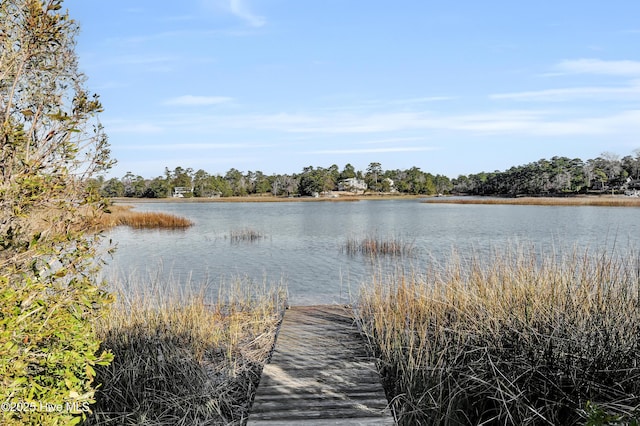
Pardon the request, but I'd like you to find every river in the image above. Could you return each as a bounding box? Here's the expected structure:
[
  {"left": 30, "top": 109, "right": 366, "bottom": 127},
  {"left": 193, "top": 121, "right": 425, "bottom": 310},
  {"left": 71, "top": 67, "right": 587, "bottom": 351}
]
[{"left": 101, "top": 199, "right": 640, "bottom": 304}]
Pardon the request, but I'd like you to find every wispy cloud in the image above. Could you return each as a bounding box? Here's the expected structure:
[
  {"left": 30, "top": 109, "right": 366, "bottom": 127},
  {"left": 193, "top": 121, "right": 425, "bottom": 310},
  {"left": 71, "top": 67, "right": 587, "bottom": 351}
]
[
  {"left": 555, "top": 58, "right": 640, "bottom": 76},
  {"left": 163, "top": 95, "right": 233, "bottom": 106},
  {"left": 388, "top": 96, "right": 457, "bottom": 105},
  {"left": 120, "top": 142, "right": 272, "bottom": 151},
  {"left": 106, "top": 122, "right": 164, "bottom": 134},
  {"left": 490, "top": 84, "right": 640, "bottom": 102},
  {"left": 229, "top": 0, "right": 265, "bottom": 27},
  {"left": 101, "top": 54, "right": 178, "bottom": 73},
  {"left": 359, "top": 136, "right": 427, "bottom": 145},
  {"left": 492, "top": 58, "right": 640, "bottom": 102},
  {"left": 309, "top": 147, "right": 437, "bottom": 155}
]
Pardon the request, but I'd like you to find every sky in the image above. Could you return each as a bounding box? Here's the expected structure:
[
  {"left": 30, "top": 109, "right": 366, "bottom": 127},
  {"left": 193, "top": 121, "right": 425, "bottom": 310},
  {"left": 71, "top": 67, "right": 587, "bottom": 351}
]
[{"left": 64, "top": 0, "right": 640, "bottom": 179}]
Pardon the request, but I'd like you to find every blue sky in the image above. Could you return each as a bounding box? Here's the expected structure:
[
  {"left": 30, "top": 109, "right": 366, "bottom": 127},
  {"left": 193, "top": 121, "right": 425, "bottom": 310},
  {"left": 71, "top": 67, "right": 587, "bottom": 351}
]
[{"left": 65, "top": 0, "right": 640, "bottom": 179}]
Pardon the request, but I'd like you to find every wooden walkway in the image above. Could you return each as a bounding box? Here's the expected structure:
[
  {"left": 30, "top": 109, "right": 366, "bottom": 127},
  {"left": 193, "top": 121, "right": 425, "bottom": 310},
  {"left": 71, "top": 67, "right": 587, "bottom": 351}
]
[{"left": 247, "top": 305, "right": 394, "bottom": 425}]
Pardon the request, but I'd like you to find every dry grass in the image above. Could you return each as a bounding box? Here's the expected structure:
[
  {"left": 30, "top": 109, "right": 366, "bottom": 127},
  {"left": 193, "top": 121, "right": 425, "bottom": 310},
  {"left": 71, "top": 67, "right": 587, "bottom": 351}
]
[
  {"left": 355, "top": 247, "right": 640, "bottom": 425},
  {"left": 344, "top": 235, "right": 415, "bottom": 257},
  {"left": 86, "top": 274, "right": 287, "bottom": 425},
  {"left": 109, "top": 194, "right": 424, "bottom": 203},
  {"left": 423, "top": 196, "right": 640, "bottom": 207},
  {"left": 94, "top": 205, "right": 193, "bottom": 229},
  {"left": 229, "top": 228, "right": 265, "bottom": 243}
]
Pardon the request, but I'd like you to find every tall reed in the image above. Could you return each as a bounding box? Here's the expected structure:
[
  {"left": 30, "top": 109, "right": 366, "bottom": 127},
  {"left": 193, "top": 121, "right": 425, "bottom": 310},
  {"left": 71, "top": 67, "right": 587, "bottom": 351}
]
[
  {"left": 344, "top": 235, "right": 415, "bottom": 257},
  {"left": 86, "top": 273, "right": 286, "bottom": 425},
  {"left": 229, "top": 228, "right": 265, "bottom": 243},
  {"left": 355, "top": 247, "right": 640, "bottom": 425}
]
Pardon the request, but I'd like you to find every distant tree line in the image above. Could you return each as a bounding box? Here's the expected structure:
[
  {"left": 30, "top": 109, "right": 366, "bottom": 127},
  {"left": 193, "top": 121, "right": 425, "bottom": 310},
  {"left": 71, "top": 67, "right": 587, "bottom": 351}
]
[
  {"left": 89, "top": 150, "right": 640, "bottom": 199},
  {"left": 453, "top": 151, "right": 640, "bottom": 196},
  {"left": 90, "top": 162, "right": 453, "bottom": 198}
]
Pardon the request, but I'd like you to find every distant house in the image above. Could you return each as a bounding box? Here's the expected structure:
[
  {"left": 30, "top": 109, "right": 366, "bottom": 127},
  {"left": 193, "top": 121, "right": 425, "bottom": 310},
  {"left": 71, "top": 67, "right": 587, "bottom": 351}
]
[
  {"left": 172, "top": 186, "right": 193, "bottom": 198},
  {"left": 338, "top": 177, "right": 367, "bottom": 193},
  {"left": 382, "top": 177, "right": 397, "bottom": 193}
]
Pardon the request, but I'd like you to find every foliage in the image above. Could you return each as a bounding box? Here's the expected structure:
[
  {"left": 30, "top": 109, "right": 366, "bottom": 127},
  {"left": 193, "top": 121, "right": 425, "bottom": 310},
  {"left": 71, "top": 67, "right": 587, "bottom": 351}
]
[
  {"left": 0, "top": 0, "right": 114, "bottom": 424},
  {"left": 94, "top": 149, "right": 640, "bottom": 198},
  {"left": 453, "top": 152, "right": 640, "bottom": 196}
]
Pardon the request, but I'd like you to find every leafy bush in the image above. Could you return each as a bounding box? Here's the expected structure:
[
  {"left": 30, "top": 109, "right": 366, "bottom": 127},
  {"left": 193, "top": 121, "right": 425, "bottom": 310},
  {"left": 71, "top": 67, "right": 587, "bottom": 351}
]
[{"left": 0, "top": 1, "right": 114, "bottom": 424}]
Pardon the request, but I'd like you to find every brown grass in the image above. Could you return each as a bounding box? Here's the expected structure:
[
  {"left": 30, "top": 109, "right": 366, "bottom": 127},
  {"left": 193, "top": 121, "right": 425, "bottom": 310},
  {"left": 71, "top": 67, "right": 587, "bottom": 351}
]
[
  {"left": 355, "top": 247, "right": 640, "bottom": 425},
  {"left": 423, "top": 196, "right": 640, "bottom": 207},
  {"left": 94, "top": 205, "right": 193, "bottom": 229},
  {"left": 110, "top": 193, "right": 424, "bottom": 203},
  {"left": 86, "top": 275, "right": 287, "bottom": 425},
  {"left": 229, "top": 228, "right": 265, "bottom": 242},
  {"left": 344, "top": 235, "right": 415, "bottom": 257}
]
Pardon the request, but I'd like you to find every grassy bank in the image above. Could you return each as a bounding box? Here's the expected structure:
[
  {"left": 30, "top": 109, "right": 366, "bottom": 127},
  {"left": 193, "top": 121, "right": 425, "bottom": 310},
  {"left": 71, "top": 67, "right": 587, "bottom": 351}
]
[
  {"left": 355, "top": 248, "right": 640, "bottom": 425},
  {"left": 85, "top": 275, "right": 286, "bottom": 425},
  {"left": 110, "top": 193, "right": 425, "bottom": 203},
  {"left": 423, "top": 196, "right": 640, "bottom": 207}
]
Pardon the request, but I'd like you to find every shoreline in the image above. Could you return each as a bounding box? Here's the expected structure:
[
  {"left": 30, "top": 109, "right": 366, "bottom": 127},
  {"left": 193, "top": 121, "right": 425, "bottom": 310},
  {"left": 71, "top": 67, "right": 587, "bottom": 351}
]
[
  {"left": 422, "top": 195, "right": 640, "bottom": 207},
  {"left": 110, "top": 193, "right": 427, "bottom": 203},
  {"left": 110, "top": 193, "right": 640, "bottom": 206}
]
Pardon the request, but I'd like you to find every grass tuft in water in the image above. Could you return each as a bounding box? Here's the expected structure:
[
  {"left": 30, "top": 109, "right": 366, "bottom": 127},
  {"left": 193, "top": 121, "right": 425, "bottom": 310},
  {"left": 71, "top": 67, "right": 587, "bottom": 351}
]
[
  {"left": 94, "top": 205, "right": 193, "bottom": 229},
  {"left": 229, "top": 228, "right": 265, "bottom": 243},
  {"left": 344, "top": 235, "right": 414, "bottom": 257}
]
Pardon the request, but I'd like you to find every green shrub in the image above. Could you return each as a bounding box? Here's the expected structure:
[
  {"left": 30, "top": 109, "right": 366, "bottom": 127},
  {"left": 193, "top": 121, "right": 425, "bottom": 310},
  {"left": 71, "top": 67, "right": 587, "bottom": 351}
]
[
  {"left": 0, "top": 274, "right": 113, "bottom": 426},
  {"left": 0, "top": 1, "right": 114, "bottom": 424}
]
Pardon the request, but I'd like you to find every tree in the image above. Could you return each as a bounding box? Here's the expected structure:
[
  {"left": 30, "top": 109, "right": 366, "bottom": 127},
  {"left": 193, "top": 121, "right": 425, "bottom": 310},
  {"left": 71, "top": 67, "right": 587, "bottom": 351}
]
[
  {"left": 365, "top": 162, "right": 382, "bottom": 192},
  {"left": 340, "top": 163, "right": 356, "bottom": 180},
  {"left": 192, "top": 169, "right": 211, "bottom": 197},
  {"left": 1, "top": 1, "right": 114, "bottom": 424},
  {"left": 144, "top": 176, "right": 170, "bottom": 198},
  {"left": 101, "top": 177, "right": 125, "bottom": 197},
  {"left": 298, "top": 166, "right": 324, "bottom": 196},
  {"left": 225, "top": 168, "right": 247, "bottom": 196}
]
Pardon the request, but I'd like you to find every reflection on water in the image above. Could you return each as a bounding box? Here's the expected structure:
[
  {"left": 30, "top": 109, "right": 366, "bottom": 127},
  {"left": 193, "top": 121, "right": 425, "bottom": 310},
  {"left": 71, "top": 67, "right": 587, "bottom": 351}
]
[{"left": 101, "top": 200, "right": 640, "bottom": 305}]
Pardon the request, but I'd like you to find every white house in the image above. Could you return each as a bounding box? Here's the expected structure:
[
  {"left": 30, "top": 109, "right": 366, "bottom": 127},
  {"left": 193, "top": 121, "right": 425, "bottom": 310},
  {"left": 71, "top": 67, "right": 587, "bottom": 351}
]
[
  {"left": 172, "top": 186, "right": 192, "bottom": 197},
  {"left": 338, "top": 177, "right": 367, "bottom": 193}
]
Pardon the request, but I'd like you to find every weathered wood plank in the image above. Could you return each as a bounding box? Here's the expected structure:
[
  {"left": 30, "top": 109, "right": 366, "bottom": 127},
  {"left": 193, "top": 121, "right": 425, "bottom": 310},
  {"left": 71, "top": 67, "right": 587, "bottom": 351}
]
[{"left": 247, "top": 305, "right": 394, "bottom": 425}]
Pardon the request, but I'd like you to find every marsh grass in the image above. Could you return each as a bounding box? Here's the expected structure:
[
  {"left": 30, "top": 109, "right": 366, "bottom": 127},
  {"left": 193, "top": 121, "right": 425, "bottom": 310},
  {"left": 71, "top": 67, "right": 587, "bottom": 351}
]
[
  {"left": 356, "top": 247, "right": 640, "bottom": 425},
  {"left": 423, "top": 196, "right": 640, "bottom": 207},
  {"left": 94, "top": 205, "right": 193, "bottom": 229},
  {"left": 229, "top": 228, "right": 265, "bottom": 243},
  {"left": 344, "top": 235, "right": 415, "bottom": 257},
  {"left": 86, "top": 274, "right": 286, "bottom": 425}
]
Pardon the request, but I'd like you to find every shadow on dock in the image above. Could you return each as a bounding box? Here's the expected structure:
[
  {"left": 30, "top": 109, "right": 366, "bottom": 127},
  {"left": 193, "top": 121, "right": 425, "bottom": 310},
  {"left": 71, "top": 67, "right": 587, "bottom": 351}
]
[{"left": 247, "top": 305, "right": 394, "bottom": 425}]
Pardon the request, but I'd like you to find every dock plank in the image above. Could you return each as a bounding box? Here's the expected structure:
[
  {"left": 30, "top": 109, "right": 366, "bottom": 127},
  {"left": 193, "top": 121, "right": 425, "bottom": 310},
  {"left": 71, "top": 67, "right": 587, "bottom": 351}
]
[{"left": 247, "top": 305, "right": 394, "bottom": 425}]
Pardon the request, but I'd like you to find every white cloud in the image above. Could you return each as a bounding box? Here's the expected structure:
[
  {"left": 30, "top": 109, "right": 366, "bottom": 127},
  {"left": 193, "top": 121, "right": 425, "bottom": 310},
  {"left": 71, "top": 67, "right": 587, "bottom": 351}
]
[
  {"left": 359, "top": 136, "right": 427, "bottom": 145},
  {"left": 229, "top": 0, "right": 265, "bottom": 27},
  {"left": 490, "top": 84, "right": 640, "bottom": 102},
  {"left": 163, "top": 95, "right": 233, "bottom": 106},
  {"left": 555, "top": 59, "right": 640, "bottom": 76},
  {"left": 309, "top": 147, "right": 437, "bottom": 155},
  {"left": 120, "top": 142, "right": 272, "bottom": 151},
  {"left": 107, "top": 122, "right": 164, "bottom": 134}
]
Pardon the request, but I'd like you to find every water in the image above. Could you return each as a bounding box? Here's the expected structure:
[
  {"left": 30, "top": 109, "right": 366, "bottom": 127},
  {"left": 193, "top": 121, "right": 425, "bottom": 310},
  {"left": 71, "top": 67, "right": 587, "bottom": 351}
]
[{"left": 102, "top": 200, "right": 640, "bottom": 304}]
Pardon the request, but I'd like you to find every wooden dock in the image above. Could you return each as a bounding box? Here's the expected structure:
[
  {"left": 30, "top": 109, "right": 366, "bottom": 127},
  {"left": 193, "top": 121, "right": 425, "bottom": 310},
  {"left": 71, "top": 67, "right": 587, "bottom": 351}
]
[{"left": 247, "top": 305, "right": 394, "bottom": 425}]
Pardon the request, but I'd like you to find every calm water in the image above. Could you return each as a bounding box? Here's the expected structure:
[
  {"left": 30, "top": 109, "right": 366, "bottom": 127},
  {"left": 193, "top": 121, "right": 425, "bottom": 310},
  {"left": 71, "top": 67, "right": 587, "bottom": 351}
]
[{"left": 102, "top": 200, "right": 640, "bottom": 304}]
